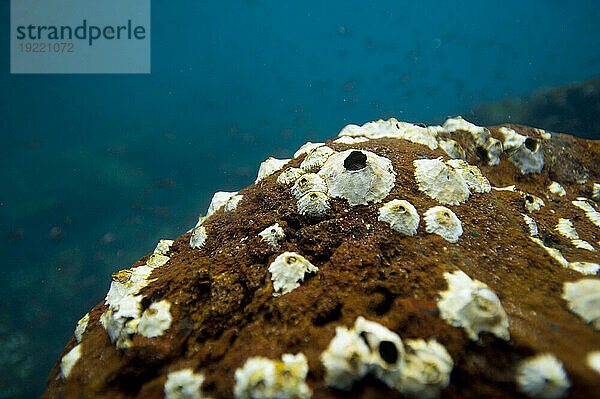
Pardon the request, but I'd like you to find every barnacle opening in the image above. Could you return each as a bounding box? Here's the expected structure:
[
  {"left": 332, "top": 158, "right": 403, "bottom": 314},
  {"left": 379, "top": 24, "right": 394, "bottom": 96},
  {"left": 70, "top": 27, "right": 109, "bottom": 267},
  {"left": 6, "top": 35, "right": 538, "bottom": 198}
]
[
  {"left": 379, "top": 340, "right": 399, "bottom": 364},
  {"left": 344, "top": 151, "right": 367, "bottom": 171},
  {"left": 525, "top": 137, "right": 539, "bottom": 152}
]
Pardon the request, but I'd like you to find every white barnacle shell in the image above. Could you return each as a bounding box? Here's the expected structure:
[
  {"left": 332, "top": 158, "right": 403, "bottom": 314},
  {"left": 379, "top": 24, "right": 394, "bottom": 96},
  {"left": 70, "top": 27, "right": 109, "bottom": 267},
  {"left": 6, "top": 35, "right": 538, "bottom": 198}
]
[
  {"left": 443, "top": 117, "right": 502, "bottom": 165},
  {"left": 293, "top": 142, "right": 325, "bottom": 158},
  {"left": 147, "top": 253, "right": 170, "bottom": 268},
  {"left": 445, "top": 159, "right": 491, "bottom": 194},
  {"left": 586, "top": 351, "right": 600, "bottom": 374},
  {"left": 437, "top": 270, "right": 510, "bottom": 341},
  {"left": 378, "top": 199, "right": 420, "bottom": 236},
  {"left": 437, "top": 139, "right": 466, "bottom": 160},
  {"left": 60, "top": 344, "right": 81, "bottom": 380},
  {"left": 258, "top": 223, "right": 285, "bottom": 250},
  {"left": 100, "top": 293, "right": 143, "bottom": 349},
  {"left": 154, "top": 239, "right": 174, "bottom": 255},
  {"left": 572, "top": 199, "right": 600, "bottom": 228},
  {"left": 523, "top": 214, "right": 539, "bottom": 236},
  {"left": 206, "top": 191, "right": 238, "bottom": 218},
  {"left": 318, "top": 149, "right": 396, "bottom": 206},
  {"left": 255, "top": 157, "right": 290, "bottom": 183},
  {"left": 299, "top": 145, "right": 335, "bottom": 171},
  {"left": 499, "top": 127, "right": 544, "bottom": 174},
  {"left": 556, "top": 218, "right": 595, "bottom": 251},
  {"left": 190, "top": 226, "right": 207, "bottom": 249},
  {"left": 297, "top": 191, "right": 331, "bottom": 218},
  {"left": 291, "top": 173, "right": 327, "bottom": 199},
  {"left": 164, "top": 369, "right": 206, "bottom": 399},
  {"left": 413, "top": 158, "right": 470, "bottom": 205},
  {"left": 224, "top": 194, "right": 243, "bottom": 212},
  {"left": 137, "top": 300, "right": 172, "bottom": 338},
  {"left": 268, "top": 252, "right": 318, "bottom": 296},
  {"left": 353, "top": 316, "right": 406, "bottom": 388},
  {"left": 516, "top": 354, "right": 571, "bottom": 399},
  {"left": 521, "top": 192, "right": 545, "bottom": 212},
  {"left": 234, "top": 354, "right": 311, "bottom": 399},
  {"left": 320, "top": 326, "right": 371, "bottom": 390},
  {"left": 398, "top": 339, "right": 454, "bottom": 399},
  {"left": 333, "top": 136, "right": 369, "bottom": 144},
  {"left": 424, "top": 206, "right": 463, "bottom": 243},
  {"left": 74, "top": 313, "right": 89, "bottom": 343},
  {"left": 593, "top": 183, "right": 600, "bottom": 200},
  {"left": 277, "top": 167, "right": 304, "bottom": 185},
  {"left": 562, "top": 279, "right": 600, "bottom": 330},
  {"left": 548, "top": 182, "right": 566, "bottom": 197}
]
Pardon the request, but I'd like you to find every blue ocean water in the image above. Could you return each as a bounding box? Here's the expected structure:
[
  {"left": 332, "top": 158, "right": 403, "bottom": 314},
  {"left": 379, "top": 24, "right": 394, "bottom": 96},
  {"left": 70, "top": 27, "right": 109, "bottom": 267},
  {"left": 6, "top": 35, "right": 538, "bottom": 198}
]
[{"left": 1, "top": 1, "right": 599, "bottom": 397}]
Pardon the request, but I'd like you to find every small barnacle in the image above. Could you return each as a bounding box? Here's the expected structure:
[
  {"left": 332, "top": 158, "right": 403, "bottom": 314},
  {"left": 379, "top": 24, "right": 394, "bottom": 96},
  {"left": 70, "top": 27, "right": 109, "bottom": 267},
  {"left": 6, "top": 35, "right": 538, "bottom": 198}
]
[
  {"left": 164, "top": 368, "right": 206, "bottom": 399},
  {"left": 499, "top": 127, "right": 544, "bottom": 174},
  {"left": 206, "top": 191, "right": 238, "bottom": 218},
  {"left": 268, "top": 252, "right": 318, "bottom": 296},
  {"left": 534, "top": 128, "right": 552, "bottom": 140},
  {"left": 74, "top": 313, "right": 89, "bottom": 343},
  {"left": 523, "top": 214, "right": 539, "bottom": 236},
  {"left": 593, "top": 183, "right": 600, "bottom": 200},
  {"left": 297, "top": 191, "right": 331, "bottom": 218},
  {"left": 147, "top": 253, "right": 170, "bottom": 268},
  {"left": 300, "top": 145, "right": 335, "bottom": 171},
  {"left": 60, "top": 344, "right": 81, "bottom": 380},
  {"left": 259, "top": 223, "right": 285, "bottom": 250},
  {"left": 521, "top": 192, "right": 545, "bottom": 212},
  {"left": 320, "top": 326, "right": 371, "bottom": 390},
  {"left": 255, "top": 157, "right": 290, "bottom": 183},
  {"left": 333, "top": 136, "right": 369, "bottom": 144},
  {"left": 154, "top": 239, "right": 174, "bottom": 255},
  {"left": 562, "top": 279, "right": 600, "bottom": 330},
  {"left": 516, "top": 354, "right": 571, "bottom": 399},
  {"left": 318, "top": 149, "right": 396, "bottom": 206},
  {"left": 424, "top": 206, "right": 463, "bottom": 243},
  {"left": 293, "top": 141, "right": 325, "bottom": 158},
  {"left": 548, "top": 182, "right": 566, "bottom": 197},
  {"left": 413, "top": 158, "right": 470, "bottom": 205},
  {"left": 586, "top": 351, "right": 600, "bottom": 374},
  {"left": 445, "top": 159, "right": 491, "bottom": 193},
  {"left": 224, "top": 194, "right": 243, "bottom": 212},
  {"left": 398, "top": 339, "right": 454, "bottom": 399},
  {"left": 378, "top": 199, "right": 420, "bottom": 236},
  {"left": 190, "top": 226, "right": 207, "bottom": 249},
  {"left": 137, "top": 300, "right": 172, "bottom": 338},
  {"left": 443, "top": 117, "right": 502, "bottom": 165},
  {"left": 438, "top": 139, "right": 466, "bottom": 160},
  {"left": 353, "top": 316, "right": 406, "bottom": 388},
  {"left": 234, "top": 354, "right": 311, "bottom": 399},
  {"left": 277, "top": 167, "right": 304, "bottom": 185},
  {"left": 437, "top": 270, "right": 510, "bottom": 341},
  {"left": 572, "top": 199, "right": 600, "bottom": 228},
  {"left": 555, "top": 218, "right": 595, "bottom": 251},
  {"left": 568, "top": 262, "right": 600, "bottom": 275},
  {"left": 100, "top": 294, "right": 143, "bottom": 349},
  {"left": 291, "top": 173, "right": 327, "bottom": 199}
]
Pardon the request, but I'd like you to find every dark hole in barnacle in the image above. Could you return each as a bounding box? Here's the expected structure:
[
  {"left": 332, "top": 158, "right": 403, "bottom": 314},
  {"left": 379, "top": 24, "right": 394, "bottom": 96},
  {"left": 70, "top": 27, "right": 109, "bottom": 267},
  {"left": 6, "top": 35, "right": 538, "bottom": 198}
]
[
  {"left": 524, "top": 138, "right": 539, "bottom": 152},
  {"left": 475, "top": 146, "right": 489, "bottom": 163},
  {"left": 526, "top": 195, "right": 533, "bottom": 203},
  {"left": 379, "top": 340, "right": 398, "bottom": 364},
  {"left": 300, "top": 177, "right": 307, "bottom": 184},
  {"left": 344, "top": 151, "right": 367, "bottom": 171}
]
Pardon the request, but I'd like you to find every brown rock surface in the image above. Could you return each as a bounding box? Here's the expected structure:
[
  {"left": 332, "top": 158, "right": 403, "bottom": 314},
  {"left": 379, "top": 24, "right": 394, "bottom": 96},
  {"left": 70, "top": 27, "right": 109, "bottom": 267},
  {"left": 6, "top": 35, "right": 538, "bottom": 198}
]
[{"left": 43, "top": 119, "right": 600, "bottom": 398}]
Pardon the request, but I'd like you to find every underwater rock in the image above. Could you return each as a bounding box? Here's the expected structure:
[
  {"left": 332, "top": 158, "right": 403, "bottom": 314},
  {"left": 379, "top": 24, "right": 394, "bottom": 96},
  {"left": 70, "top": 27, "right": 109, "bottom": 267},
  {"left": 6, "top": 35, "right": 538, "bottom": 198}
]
[{"left": 43, "top": 118, "right": 600, "bottom": 398}]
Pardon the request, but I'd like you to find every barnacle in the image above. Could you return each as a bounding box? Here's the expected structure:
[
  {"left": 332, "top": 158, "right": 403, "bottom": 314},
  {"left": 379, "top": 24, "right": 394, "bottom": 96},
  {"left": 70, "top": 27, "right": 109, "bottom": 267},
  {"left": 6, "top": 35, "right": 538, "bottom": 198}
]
[
  {"left": 333, "top": 136, "right": 369, "bottom": 144},
  {"left": 293, "top": 142, "right": 325, "bottom": 158},
  {"left": 318, "top": 149, "right": 396, "bottom": 206},
  {"left": 291, "top": 173, "right": 327, "bottom": 199},
  {"left": 60, "top": 344, "right": 81, "bottom": 380},
  {"left": 137, "top": 300, "right": 173, "bottom": 338},
  {"left": 437, "top": 270, "right": 510, "bottom": 341},
  {"left": 224, "top": 194, "right": 243, "bottom": 212},
  {"left": 443, "top": 116, "right": 502, "bottom": 165},
  {"left": 190, "top": 226, "right": 208, "bottom": 249},
  {"left": 300, "top": 146, "right": 335, "bottom": 171},
  {"left": 398, "top": 339, "right": 454, "bottom": 399},
  {"left": 234, "top": 353, "right": 311, "bottom": 399},
  {"left": 255, "top": 157, "right": 290, "bottom": 183},
  {"left": 74, "top": 313, "right": 89, "bottom": 343},
  {"left": 320, "top": 326, "right": 371, "bottom": 390},
  {"left": 378, "top": 199, "right": 420, "bottom": 236},
  {"left": 438, "top": 138, "right": 466, "bottom": 160},
  {"left": 268, "top": 252, "right": 318, "bottom": 296},
  {"left": 258, "top": 223, "right": 285, "bottom": 250},
  {"left": 521, "top": 192, "right": 545, "bottom": 212},
  {"left": 572, "top": 199, "right": 600, "bottom": 228},
  {"left": 499, "top": 126, "right": 544, "bottom": 174},
  {"left": 423, "top": 206, "right": 463, "bottom": 243},
  {"left": 164, "top": 369, "right": 206, "bottom": 399},
  {"left": 206, "top": 191, "right": 239, "bottom": 217},
  {"left": 548, "top": 182, "right": 566, "bottom": 197},
  {"left": 555, "top": 218, "right": 594, "bottom": 251},
  {"left": 414, "top": 158, "right": 470, "bottom": 205},
  {"left": 516, "top": 354, "right": 571, "bottom": 399},
  {"left": 562, "top": 279, "right": 600, "bottom": 330},
  {"left": 154, "top": 239, "right": 174, "bottom": 255},
  {"left": 523, "top": 214, "right": 539, "bottom": 236},
  {"left": 587, "top": 351, "right": 600, "bottom": 374},
  {"left": 277, "top": 167, "right": 304, "bottom": 185},
  {"left": 338, "top": 118, "right": 439, "bottom": 149},
  {"left": 446, "top": 159, "right": 491, "bottom": 193},
  {"left": 297, "top": 191, "right": 331, "bottom": 218}
]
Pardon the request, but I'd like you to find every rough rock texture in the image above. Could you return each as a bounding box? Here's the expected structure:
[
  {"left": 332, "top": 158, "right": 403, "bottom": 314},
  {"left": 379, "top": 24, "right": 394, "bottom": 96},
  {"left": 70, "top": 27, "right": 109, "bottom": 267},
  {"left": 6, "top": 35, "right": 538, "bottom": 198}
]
[{"left": 43, "top": 118, "right": 600, "bottom": 399}]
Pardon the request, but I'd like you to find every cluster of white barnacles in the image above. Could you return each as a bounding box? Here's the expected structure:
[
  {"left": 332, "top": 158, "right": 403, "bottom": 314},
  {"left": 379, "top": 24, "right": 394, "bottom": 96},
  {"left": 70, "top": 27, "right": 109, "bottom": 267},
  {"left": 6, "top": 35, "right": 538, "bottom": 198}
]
[
  {"left": 413, "top": 157, "right": 490, "bottom": 206},
  {"left": 437, "top": 270, "right": 510, "bottom": 341},
  {"left": 99, "top": 240, "right": 174, "bottom": 349},
  {"left": 320, "top": 316, "right": 453, "bottom": 398},
  {"left": 268, "top": 252, "right": 318, "bottom": 296},
  {"left": 234, "top": 353, "right": 311, "bottom": 399},
  {"left": 164, "top": 368, "right": 207, "bottom": 399}
]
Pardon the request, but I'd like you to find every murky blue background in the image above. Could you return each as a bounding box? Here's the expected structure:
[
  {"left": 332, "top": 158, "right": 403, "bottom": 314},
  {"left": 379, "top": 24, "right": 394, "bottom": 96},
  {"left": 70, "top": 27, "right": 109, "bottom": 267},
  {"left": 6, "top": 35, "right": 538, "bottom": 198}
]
[{"left": 1, "top": 1, "right": 599, "bottom": 397}]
